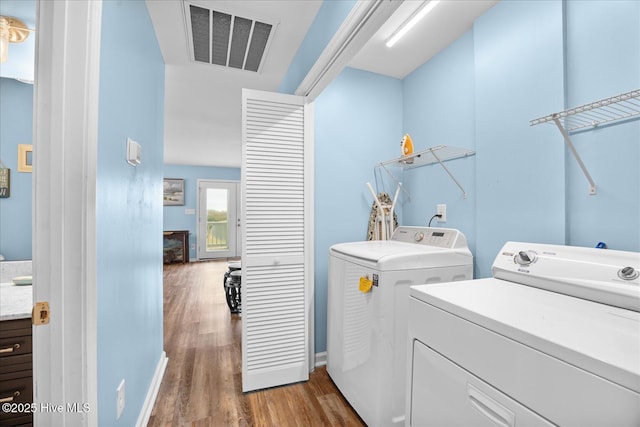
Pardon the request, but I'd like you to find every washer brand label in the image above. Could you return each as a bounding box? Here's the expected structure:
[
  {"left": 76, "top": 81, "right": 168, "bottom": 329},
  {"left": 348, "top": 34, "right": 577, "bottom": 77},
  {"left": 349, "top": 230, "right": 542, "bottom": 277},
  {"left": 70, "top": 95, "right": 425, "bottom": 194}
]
[
  {"left": 372, "top": 274, "right": 379, "bottom": 287},
  {"left": 502, "top": 252, "right": 514, "bottom": 257},
  {"left": 517, "top": 268, "right": 530, "bottom": 274}
]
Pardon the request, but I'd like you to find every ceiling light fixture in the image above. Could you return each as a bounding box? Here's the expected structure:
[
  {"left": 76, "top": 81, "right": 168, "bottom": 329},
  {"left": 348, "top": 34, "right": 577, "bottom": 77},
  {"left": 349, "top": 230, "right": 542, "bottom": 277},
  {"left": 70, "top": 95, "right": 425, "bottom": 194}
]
[
  {"left": 385, "top": 0, "right": 441, "bottom": 48},
  {"left": 0, "top": 16, "right": 32, "bottom": 63}
]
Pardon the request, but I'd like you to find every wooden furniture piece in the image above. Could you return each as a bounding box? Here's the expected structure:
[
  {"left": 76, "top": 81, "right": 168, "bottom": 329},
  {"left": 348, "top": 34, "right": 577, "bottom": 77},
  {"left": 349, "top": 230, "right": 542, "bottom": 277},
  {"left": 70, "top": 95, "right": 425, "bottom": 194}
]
[
  {"left": 0, "top": 318, "right": 33, "bottom": 427},
  {"left": 163, "top": 230, "right": 189, "bottom": 264}
]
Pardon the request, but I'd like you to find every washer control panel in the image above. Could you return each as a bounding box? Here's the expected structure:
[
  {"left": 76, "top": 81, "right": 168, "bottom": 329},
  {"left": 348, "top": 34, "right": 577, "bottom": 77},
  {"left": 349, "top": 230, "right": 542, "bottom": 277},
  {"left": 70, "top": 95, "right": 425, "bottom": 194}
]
[{"left": 392, "top": 226, "right": 467, "bottom": 249}]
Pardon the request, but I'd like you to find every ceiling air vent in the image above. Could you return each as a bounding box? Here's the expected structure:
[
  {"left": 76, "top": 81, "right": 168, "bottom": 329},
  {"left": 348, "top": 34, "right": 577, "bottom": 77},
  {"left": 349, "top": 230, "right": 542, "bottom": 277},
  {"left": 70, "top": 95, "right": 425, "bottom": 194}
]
[{"left": 186, "top": 3, "right": 274, "bottom": 73}]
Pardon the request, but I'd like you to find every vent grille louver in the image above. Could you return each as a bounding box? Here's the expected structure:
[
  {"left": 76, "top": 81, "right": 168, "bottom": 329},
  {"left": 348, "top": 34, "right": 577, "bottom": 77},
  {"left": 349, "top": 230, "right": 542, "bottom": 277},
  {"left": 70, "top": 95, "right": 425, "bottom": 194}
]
[
  {"left": 187, "top": 3, "right": 273, "bottom": 73},
  {"left": 212, "top": 11, "right": 231, "bottom": 66}
]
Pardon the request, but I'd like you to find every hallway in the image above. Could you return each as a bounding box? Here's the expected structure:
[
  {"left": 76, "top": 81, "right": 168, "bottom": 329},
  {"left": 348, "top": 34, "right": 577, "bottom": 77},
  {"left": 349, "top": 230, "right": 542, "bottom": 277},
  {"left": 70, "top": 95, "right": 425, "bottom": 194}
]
[{"left": 148, "top": 261, "right": 364, "bottom": 426}]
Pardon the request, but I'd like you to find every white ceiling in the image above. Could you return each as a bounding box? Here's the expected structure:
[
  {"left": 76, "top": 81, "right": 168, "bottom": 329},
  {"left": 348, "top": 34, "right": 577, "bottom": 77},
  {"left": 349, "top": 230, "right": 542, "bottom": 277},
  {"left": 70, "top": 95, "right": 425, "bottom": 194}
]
[
  {"left": 350, "top": 0, "right": 498, "bottom": 79},
  {"left": 2, "top": 0, "right": 499, "bottom": 168},
  {"left": 147, "top": 0, "right": 499, "bottom": 168},
  {"left": 146, "top": 0, "right": 323, "bottom": 168}
]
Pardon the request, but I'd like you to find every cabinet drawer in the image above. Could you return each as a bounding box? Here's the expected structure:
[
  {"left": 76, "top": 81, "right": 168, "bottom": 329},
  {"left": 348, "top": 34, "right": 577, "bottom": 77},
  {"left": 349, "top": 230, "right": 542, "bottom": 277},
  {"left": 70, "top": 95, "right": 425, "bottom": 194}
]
[
  {"left": 0, "top": 354, "right": 32, "bottom": 380},
  {"left": 0, "top": 318, "right": 32, "bottom": 339},
  {"left": 0, "top": 334, "right": 32, "bottom": 359},
  {"left": 0, "top": 375, "right": 33, "bottom": 426},
  {"left": 0, "top": 319, "right": 33, "bottom": 426}
]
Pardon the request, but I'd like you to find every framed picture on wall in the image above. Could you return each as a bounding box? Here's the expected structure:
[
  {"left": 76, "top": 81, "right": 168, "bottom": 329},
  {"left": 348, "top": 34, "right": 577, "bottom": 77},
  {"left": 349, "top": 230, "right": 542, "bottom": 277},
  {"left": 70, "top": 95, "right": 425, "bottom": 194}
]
[
  {"left": 0, "top": 167, "right": 9, "bottom": 198},
  {"left": 163, "top": 178, "right": 185, "bottom": 206}
]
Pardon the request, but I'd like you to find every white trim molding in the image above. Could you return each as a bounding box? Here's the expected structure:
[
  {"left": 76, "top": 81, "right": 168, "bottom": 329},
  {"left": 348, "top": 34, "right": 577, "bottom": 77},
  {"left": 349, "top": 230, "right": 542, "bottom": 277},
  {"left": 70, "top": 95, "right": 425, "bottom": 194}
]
[
  {"left": 295, "top": 0, "right": 403, "bottom": 100},
  {"left": 305, "top": 100, "right": 315, "bottom": 374},
  {"left": 136, "top": 352, "right": 168, "bottom": 427},
  {"left": 314, "top": 351, "right": 327, "bottom": 368},
  {"left": 33, "top": 0, "right": 102, "bottom": 425}
]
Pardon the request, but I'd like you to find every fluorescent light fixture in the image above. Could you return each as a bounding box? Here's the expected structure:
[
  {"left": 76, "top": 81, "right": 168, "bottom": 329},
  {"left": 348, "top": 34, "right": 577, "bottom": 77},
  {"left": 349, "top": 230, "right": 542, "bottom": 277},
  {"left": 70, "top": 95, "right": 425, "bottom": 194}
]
[{"left": 385, "top": 0, "right": 441, "bottom": 48}]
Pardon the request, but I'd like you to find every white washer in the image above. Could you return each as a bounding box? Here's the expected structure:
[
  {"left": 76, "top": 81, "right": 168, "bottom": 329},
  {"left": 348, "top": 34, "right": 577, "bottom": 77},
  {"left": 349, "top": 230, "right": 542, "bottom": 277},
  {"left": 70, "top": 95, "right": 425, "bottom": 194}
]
[
  {"left": 327, "top": 226, "right": 473, "bottom": 426},
  {"left": 407, "top": 242, "right": 640, "bottom": 426}
]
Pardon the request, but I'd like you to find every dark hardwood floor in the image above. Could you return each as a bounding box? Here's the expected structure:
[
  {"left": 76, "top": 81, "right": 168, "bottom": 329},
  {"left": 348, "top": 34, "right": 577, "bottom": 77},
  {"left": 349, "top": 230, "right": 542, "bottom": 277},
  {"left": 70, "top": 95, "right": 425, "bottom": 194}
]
[{"left": 148, "top": 261, "right": 365, "bottom": 427}]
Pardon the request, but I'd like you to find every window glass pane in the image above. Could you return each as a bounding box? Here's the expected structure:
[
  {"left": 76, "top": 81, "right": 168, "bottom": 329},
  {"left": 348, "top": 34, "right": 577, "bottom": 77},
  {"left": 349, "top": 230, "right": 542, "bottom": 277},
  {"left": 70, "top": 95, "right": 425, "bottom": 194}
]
[{"left": 206, "top": 188, "right": 229, "bottom": 251}]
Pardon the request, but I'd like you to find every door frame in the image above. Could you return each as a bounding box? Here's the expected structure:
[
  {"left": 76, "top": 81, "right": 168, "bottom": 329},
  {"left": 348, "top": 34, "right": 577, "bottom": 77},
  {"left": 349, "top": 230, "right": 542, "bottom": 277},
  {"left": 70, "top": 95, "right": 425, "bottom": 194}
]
[
  {"left": 196, "top": 179, "right": 241, "bottom": 259},
  {"left": 32, "top": 1, "right": 101, "bottom": 425}
]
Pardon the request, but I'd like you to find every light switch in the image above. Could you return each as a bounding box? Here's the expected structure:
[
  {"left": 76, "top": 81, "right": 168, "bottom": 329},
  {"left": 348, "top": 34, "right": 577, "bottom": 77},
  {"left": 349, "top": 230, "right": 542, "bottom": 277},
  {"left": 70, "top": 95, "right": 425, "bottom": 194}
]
[{"left": 126, "top": 138, "right": 141, "bottom": 166}]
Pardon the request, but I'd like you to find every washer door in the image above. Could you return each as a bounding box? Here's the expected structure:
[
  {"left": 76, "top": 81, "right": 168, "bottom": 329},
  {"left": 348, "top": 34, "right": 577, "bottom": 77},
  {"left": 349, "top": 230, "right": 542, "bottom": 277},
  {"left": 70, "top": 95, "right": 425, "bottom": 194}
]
[{"left": 409, "top": 339, "right": 554, "bottom": 427}]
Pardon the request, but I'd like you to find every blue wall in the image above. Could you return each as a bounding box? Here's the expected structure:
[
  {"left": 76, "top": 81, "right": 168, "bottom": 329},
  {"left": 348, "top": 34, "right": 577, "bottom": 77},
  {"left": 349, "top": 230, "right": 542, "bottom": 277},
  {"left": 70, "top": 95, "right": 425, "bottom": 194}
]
[
  {"left": 399, "top": 0, "right": 639, "bottom": 282},
  {"left": 314, "top": 67, "right": 402, "bottom": 352},
  {"left": 402, "top": 0, "right": 567, "bottom": 279},
  {"left": 564, "top": 0, "right": 640, "bottom": 250},
  {"left": 313, "top": 0, "right": 639, "bottom": 354},
  {"left": 401, "top": 31, "right": 477, "bottom": 267},
  {"left": 473, "top": 0, "right": 566, "bottom": 277},
  {"left": 278, "top": 0, "right": 356, "bottom": 94},
  {"left": 403, "top": 1, "right": 640, "bottom": 277},
  {"left": 0, "top": 78, "right": 32, "bottom": 261},
  {"left": 163, "top": 164, "right": 240, "bottom": 260},
  {"left": 96, "top": 1, "right": 165, "bottom": 426}
]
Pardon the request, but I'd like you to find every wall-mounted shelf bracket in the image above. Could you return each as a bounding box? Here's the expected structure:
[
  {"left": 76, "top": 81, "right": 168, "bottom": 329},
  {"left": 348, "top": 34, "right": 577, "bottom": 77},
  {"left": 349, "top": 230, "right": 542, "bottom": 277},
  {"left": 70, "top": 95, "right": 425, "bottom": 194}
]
[
  {"left": 552, "top": 117, "right": 597, "bottom": 195},
  {"left": 376, "top": 145, "right": 475, "bottom": 199},
  {"left": 530, "top": 89, "right": 640, "bottom": 195},
  {"left": 379, "top": 163, "right": 411, "bottom": 201}
]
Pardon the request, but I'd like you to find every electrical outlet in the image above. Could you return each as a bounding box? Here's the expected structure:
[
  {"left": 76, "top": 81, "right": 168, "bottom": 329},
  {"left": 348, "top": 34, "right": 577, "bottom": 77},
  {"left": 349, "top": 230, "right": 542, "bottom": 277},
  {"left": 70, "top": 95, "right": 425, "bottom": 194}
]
[
  {"left": 116, "top": 379, "right": 125, "bottom": 419},
  {"left": 437, "top": 204, "right": 446, "bottom": 222}
]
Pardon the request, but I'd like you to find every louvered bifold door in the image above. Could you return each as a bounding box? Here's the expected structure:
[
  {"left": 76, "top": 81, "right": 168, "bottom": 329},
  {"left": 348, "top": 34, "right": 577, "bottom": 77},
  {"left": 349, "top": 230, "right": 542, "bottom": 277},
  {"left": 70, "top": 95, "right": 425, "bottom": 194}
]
[{"left": 241, "top": 89, "right": 314, "bottom": 392}]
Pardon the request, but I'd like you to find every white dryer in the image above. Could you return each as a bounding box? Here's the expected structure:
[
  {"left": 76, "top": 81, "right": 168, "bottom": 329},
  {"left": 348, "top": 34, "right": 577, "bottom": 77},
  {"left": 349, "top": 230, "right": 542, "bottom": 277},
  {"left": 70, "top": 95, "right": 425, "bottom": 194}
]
[
  {"left": 327, "top": 226, "right": 473, "bottom": 426},
  {"left": 407, "top": 242, "right": 640, "bottom": 426}
]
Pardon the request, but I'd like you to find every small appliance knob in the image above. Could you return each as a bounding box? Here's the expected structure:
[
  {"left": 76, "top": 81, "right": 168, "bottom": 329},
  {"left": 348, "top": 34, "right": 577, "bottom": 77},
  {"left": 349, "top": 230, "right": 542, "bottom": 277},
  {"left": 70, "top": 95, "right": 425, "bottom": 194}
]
[
  {"left": 515, "top": 251, "right": 536, "bottom": 266},
  {"left": 618, "top": 266, "right": 639, "bottom": 280},
  {"left": 414, "top": 232, "right": 424, "bottom": 242}
]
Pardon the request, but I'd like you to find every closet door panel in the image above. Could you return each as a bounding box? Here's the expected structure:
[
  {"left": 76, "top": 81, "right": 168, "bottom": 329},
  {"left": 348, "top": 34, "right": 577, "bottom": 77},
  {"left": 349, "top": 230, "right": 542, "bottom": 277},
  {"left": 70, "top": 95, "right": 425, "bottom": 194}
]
[{"left": 241, "top": 89, "right": 313, "bottom": 392}]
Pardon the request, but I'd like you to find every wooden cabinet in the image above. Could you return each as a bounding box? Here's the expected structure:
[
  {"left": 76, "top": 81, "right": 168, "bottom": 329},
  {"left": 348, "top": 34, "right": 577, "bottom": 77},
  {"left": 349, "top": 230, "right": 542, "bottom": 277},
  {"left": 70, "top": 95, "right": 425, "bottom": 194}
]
[
  {"left": 163, "top": 230, "right": 189, "bottom": 264},
  {"left": 0, "top": 318, "right": 33, "bottom": 426}
]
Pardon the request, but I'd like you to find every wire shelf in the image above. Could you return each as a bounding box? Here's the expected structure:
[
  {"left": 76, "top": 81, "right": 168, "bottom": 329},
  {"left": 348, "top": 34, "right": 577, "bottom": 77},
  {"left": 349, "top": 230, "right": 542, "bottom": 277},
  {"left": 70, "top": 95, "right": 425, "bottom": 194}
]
[
  {"left": 376, "top": 145, "right": 475, "bottom": 199},
  {"left": 378, "top": 145, "right": 475, "bottom": 169},
  {"left": 530, "top": 89, "right": 640, "bottom": 132}
]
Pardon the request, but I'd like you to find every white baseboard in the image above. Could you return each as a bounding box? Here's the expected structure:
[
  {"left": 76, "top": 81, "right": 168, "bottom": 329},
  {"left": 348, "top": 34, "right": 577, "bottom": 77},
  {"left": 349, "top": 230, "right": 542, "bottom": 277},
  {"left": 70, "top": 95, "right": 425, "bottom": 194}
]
[
  {"left": 314, "top": 351, "right": 327, "bottom": 367},
  {"left": 136, "top": 351, "right": 168, "bottom": 427}
]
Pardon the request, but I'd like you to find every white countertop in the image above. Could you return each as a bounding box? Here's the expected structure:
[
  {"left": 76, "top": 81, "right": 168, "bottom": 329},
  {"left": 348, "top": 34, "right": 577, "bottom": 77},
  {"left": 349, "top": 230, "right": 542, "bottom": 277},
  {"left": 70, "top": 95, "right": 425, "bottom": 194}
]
[{"left": 0, "top": 282, "right": 33, "bottom": 321}]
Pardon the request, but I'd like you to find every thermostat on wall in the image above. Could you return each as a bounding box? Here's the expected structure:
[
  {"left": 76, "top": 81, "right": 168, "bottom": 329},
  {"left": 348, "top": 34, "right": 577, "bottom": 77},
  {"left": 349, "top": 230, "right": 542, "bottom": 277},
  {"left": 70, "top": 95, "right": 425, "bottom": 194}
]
[{"left": 127, "top": 138, "right": 141, "bottom": 166}]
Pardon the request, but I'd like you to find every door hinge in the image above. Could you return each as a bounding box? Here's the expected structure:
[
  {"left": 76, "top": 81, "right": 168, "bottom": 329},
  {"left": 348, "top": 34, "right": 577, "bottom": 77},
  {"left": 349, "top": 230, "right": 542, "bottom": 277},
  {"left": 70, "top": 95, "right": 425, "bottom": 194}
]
[{"left": 32, "top": 301, "right": 50, "bottom": 325}]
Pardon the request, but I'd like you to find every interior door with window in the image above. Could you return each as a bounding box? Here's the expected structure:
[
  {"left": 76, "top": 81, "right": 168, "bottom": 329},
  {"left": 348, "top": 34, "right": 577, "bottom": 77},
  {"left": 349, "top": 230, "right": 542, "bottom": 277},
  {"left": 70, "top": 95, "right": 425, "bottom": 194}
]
[{"left": 197, "top": 180, "right": 240, "bottom": 259}]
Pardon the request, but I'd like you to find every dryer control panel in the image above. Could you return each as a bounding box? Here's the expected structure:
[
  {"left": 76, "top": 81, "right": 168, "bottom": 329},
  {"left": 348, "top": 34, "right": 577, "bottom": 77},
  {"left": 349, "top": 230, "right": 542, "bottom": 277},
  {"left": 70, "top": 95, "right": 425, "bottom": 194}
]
[
  {"left": 492, "top": 241, "right": 640, "bottom": 312},
  {"left": 392, "top": 227, "right": 468, "bottom": 249}
]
